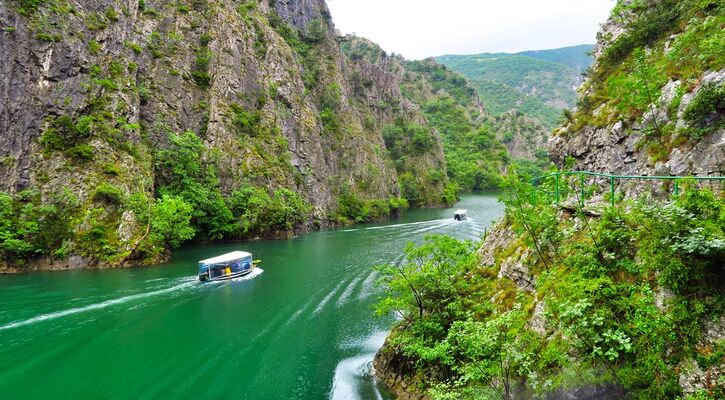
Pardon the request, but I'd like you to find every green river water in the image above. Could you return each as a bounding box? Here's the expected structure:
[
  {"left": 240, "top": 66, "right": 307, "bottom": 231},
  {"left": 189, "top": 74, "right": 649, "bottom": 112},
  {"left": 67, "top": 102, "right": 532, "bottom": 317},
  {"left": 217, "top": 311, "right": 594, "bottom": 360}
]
[{"left": 0, "top": 193, "right": 504, "bottom": 399}]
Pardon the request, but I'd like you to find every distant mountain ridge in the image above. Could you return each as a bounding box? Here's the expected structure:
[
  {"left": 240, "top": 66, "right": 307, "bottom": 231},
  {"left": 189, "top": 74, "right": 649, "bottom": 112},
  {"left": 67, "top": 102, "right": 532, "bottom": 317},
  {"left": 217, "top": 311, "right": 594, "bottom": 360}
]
[
  {"left": 516, "top": 44, "right": 594, "bottom": 72},
  {"left": 435, "top": 44, "right": 595, "bottom": 129}
]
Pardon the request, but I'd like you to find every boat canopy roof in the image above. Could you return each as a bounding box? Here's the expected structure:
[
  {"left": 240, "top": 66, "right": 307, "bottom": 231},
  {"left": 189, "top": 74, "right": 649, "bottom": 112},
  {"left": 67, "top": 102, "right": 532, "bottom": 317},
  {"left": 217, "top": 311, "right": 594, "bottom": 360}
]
[
  {"left": 454, "top": 209, "right": 467, "bottom": 214},
  {"left": 199, "top": 251, "right": 252, "bottom": 266}
]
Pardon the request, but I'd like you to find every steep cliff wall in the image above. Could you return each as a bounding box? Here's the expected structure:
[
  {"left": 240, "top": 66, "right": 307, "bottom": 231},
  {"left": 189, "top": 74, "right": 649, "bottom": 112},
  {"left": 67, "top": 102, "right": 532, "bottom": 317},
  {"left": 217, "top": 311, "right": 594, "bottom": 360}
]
[
  {"left": 0, "top": 0, "right": 447, "bottom": 271},
  {"left": 374, "top": 1, "right": 724, "bottom": 399},
  {"left": 549, "top": 0, "right": 724, "bottom": 188}
]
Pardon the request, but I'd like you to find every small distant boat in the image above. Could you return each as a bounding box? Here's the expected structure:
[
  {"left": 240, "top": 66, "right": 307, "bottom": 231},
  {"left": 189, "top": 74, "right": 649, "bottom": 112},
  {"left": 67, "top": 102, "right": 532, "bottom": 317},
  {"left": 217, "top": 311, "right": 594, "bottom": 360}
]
[
  {"left": 454, "top": 209, "right": 467, "bottom": 221},
  {"left": 198, "top": 251, "right": 255, "bottom": 282}
]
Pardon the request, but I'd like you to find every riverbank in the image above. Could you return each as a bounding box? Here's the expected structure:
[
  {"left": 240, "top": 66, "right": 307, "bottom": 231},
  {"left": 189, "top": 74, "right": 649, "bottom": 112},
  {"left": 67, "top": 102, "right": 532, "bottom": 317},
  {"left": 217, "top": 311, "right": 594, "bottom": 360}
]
[{"left": 0, "top": 197, "right": 449, "bottom": 274}]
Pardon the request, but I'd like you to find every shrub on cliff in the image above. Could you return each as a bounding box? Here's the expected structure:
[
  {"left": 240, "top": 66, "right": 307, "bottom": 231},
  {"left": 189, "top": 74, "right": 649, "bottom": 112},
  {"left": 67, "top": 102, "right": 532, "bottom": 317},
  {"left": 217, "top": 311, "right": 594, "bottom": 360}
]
[
  {"left": 377, "top": 176, "right": 724, "bottom": 399},
  {"left": 155, "top": 131, "right": 236, "bottom": 240},
  {"left": 0, "top": 190, "right": 79, "bottom": 267},
  {"left": 228, "top": 185, "right": 310, "bottom": 235},
  {"left": 150, "top": 195, "right": 195, "bottom": 249}
]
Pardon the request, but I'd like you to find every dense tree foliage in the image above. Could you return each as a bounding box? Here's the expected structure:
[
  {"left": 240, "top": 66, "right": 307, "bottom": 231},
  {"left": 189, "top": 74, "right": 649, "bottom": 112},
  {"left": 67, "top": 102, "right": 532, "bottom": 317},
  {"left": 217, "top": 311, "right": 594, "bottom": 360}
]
[
  {"left": 436, "top": 47, "right": 594, "bottom": 130},
  {"left": 155, "top": 131, "right": 310, "bottom": 242},
  {"left": 422, "top": 97, "right": 509, "bottom": 190},
  {"left": 0, "top": 190, "right": 78, "bottom": 265},
  {"left": 377, "top": 179, "right": 724, "bottom": 399}
]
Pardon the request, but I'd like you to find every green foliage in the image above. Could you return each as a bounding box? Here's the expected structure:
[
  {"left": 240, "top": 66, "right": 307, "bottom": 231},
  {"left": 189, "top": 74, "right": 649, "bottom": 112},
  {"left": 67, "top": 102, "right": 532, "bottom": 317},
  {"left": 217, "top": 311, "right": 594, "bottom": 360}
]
[
  {"left": 682, "top": 82, "right": 725, "bottom": 139},
  {"left": 439, "top": 305, "right": 537, "bottom": 400},
  {"left": 601, "top": 0, "right": 722, "bottom": 68},
  {"left": 0, "top": 190, "right": 79, "bottom": 266},
  {"left": 192, "top": 44, "right": 212, "bottom": 88},
  {"left": 376, "top": 235, "right": 488, "bottom": 392},
  {"left": 40, "top": 107, "right": 131, "bottom": 159},
  {"left": 154, "top": 130, "right": 306, "bottom": 241},
  {"left": 229, "top": 104, "right": 263, "bottom": 137},
  {"left": 441, "top": 183, "right": 459, "bottom": 206},
  {"left": 567, "top": 0, "right": 723, "bottom": 153},
  {"left": 150, "top": 195, "right": 195, "bottom": 248},
  {"left": 146, "top": 31, "right": 163, "bottom": 58},
  {"left": 15, "top": 0, "right": 45, "bottom": 15},
  {"left": 340, "top": 35, "right": 385, "bottom": 65},
  {"left": 87, "top": 40, "right": 102, "bottom": 55},
  {"left": 236, "top": 0, "right": 255, "bottom": 20},
  {"left": 84, "top": 11, "right": 110, "bottom": 32},
  {"left": 399, "top": 61, "right": 530, "bottom": 195},
  {"left": 101, "top": 163, "right": 121, "bottom": 175},
  {"left": 383, "top": 176, "right": 724, "bottom": 398},
  {"left": 92, "top": 183, "right": 124, "bottom": 205},
  {"left": 607, "top": 48, "right": 666, "bottom": 122},
  {"left": 124, "top": 40, "right": 142, "bottom": 54},
  {"left": 66, "top": 144, "right": 94, "bottom": 160},
  {"left": 39, "top": 115, "right": 92, "bottom": 151},
  {"left": 403, "top": 59, "right": 478, "bottom": 109},
  {"left": 398, "top": 172, "right": 422, "bottom": 207},
  {"left": 301, "top": 19, "right": 326, "bottom": 43},
  {"left": 422, "top": 96, "right": 510, "bottom": 191},
  {"left": 228, "top": 185, "right": 310, "bottom": 234},
  {"left": 155, "top": 131, "right": 235, "bottom": 240},
  {"left": 377, "top": 235, "right": 479, "bottom": 321},
  {"left": 436, "top": 47, "right": 593, "bottom": 130},
  {"left": 334, "top": 186, "right": 408, "bottom": 224},
  {"left": 666, "top": 14, "right": 725, "bottom": 81},
  {"left": 382, "top": 119, "right": 435, "bottom": 161}
]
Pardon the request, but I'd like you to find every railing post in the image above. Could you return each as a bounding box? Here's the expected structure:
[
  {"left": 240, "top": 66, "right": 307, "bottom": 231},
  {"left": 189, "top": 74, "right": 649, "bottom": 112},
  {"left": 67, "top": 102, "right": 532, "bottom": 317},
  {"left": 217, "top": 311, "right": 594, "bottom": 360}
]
[
  {"left": 555, "top": 174, "right": 560, "bottom": 205},
  {"left": 674, "top": 180, "right": 679, "bottom": 196},
  {"left": 579, "top": 174, "right": 585, "bottom": 208},
  {"left": 610, "top": 177, "right": 615, "bottom": 207}
]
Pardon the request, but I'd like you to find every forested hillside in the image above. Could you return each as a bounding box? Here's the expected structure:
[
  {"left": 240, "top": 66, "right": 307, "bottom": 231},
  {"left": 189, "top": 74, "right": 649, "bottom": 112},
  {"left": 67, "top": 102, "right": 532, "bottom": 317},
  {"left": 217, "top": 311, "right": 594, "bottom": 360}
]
[
  {"left": 341, "top": 35, "right": 552, "bottom": 193},
  {"left": 0, "top": 0, "right": 450, "bottom": 271},
  {"left": 375, "top": 1, "right": 724, "bottom": 399},
  {"left": 437, "top": 45, "right": 594, "bottom": 129}
]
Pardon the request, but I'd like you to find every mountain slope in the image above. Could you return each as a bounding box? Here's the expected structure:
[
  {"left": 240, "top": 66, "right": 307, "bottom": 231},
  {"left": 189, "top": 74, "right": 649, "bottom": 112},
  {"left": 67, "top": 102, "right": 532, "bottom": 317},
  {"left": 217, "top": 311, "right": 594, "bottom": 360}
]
[
  {"left": 436, "top": 45, "right": 594, "bottom": 129},
  {"left": 518, "top": 44, "right": 594, "bottom": 73},
  {"left": 374, "top": 2, "right": 724, "bottom": 399},
  {"left": 0, "top": 0, "right": 447, "bottom": 271},
  {"left": 341, "top": 36, "right": 549, "bottom": 191}
]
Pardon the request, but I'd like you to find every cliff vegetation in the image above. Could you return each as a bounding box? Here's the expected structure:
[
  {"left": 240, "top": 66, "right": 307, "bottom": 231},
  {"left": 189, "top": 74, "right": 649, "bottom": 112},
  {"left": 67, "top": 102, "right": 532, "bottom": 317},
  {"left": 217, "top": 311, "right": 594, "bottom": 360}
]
[{"left": 374, "top": 1, "right": 725, "bottom": 398}]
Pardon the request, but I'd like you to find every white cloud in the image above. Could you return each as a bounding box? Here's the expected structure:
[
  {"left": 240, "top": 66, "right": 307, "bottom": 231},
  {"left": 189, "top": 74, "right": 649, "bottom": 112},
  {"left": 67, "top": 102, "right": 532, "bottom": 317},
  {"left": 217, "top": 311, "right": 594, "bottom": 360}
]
[{"left": 325, "top": 0, "right": 616, "bottom": 59}]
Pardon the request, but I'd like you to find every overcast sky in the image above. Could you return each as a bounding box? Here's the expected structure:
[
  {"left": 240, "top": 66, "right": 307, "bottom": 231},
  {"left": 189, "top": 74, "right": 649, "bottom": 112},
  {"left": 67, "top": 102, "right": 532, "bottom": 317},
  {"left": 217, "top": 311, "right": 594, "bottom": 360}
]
[{"left": 325, "top": 0, "right": 616, "bottom": 60}]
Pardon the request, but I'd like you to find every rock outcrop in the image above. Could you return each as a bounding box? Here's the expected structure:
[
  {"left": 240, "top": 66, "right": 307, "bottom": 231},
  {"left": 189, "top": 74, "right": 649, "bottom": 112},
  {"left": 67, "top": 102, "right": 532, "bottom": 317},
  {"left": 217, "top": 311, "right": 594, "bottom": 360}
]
[
  {"left": 0, "top": 0, "right": 447, "bottom": 271},
  {"left": 550, "top": 70, "right": 725, "bottom": 182}
]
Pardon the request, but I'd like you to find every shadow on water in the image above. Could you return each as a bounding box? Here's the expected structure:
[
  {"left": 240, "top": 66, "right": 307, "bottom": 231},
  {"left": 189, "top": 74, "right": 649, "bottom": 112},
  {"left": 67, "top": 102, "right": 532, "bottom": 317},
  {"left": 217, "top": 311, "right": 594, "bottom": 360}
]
[{"left": 0, "top": 192, "right": 504, "bottom": 400}]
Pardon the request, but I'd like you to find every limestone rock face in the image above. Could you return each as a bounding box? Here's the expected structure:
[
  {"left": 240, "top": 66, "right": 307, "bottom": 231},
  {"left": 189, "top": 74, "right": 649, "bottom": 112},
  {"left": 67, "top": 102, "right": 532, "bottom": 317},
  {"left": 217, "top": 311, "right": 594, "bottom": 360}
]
[
  {"left": 497, "top": 247, "right": 535, "bottom": 292},
  {"left": 373, "top": 336, "right": 431, "bottom": 400},
  {"left": 677, "top": 316, "right": 725, "bottom": 396},
  {"left": 479, "top": 222, "right": 516, "bottom": 267},
  {"left": 0, "top": 0, "right": 447, "bottom": 270},
  {"left": 549, "top": 69, "right": 725, "bottom": 191}
]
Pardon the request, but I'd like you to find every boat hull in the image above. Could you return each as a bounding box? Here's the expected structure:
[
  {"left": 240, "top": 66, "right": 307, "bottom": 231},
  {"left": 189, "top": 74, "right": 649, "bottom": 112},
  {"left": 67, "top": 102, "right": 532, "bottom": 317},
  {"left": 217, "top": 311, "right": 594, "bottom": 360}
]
[{"left": 199, "top": 267, "right": 255, "bottom": 282}]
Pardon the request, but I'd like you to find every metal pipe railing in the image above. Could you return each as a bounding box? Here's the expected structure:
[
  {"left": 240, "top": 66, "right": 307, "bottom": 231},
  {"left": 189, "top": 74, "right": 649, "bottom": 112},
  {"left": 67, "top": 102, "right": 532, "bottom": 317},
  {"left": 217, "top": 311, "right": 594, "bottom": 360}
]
[{"left": 531, "top": 171, "right": 725, "bottom": 207}]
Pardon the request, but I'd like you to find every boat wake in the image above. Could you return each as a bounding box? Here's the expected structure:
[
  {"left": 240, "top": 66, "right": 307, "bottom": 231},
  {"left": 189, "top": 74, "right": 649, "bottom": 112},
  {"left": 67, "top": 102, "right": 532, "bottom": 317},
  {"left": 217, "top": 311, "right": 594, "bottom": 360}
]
[
  {"left": 341, "top": 219, "right": 450, "bottom": 233},
  {"left": 313, "top": 280, "right": 346, "bottom": 315},
  {"left": 0, "top": 277, "right": 197, "bottom": 332},
  {"left": 330, "top": 330, "right": 390, "bottom": 400}
]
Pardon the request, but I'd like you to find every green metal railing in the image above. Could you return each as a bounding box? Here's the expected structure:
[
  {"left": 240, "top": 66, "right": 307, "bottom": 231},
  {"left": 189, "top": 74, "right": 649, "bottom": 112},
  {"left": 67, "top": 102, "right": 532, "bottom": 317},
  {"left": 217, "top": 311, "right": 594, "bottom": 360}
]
[{"left": 531, "top": 171, "right": 725, "bottom": 207}]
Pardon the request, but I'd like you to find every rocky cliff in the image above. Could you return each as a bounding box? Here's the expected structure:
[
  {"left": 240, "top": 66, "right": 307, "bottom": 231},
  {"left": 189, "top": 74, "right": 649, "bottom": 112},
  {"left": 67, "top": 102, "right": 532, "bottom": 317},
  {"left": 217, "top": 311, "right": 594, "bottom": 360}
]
[
  {"left": 374, "top": 1, "right": 724, "bottom": 399},
  {"left": 549, "top": 0, "right": 724, "bottom": 188},
  {"left": 0, "top": 0, "right": 447, "bottom": 271}
]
